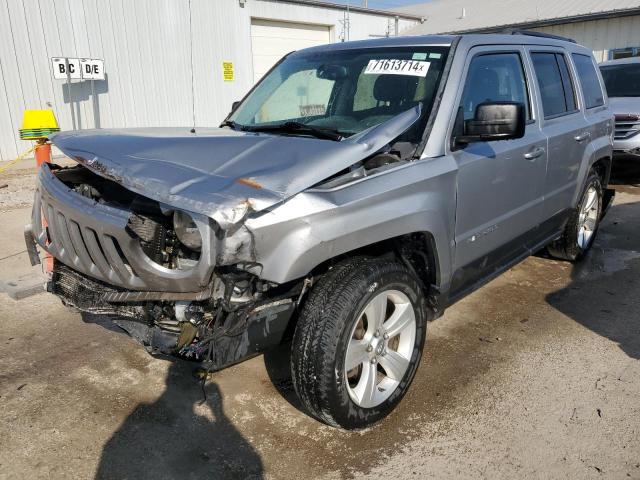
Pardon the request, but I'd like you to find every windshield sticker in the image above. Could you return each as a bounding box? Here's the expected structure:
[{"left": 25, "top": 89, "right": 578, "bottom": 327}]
[
  {"left": 412, "top": 53, "right": 428, "bottom": 60},
  {"left": 364, "top": 59, "right": 430, "bottom": 77},
  {"left": 300, "top": 104, "right": 326, "bottom": 116}
]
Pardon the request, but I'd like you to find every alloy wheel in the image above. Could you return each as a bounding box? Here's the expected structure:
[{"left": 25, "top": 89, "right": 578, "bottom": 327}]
[{"left": 344, "top": 289, "right": 417, "bottom": 408}]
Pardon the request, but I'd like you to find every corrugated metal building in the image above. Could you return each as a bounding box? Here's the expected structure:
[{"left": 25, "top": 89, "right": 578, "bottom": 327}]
[
  {"left": 0, "top": 0, "right": 421, "bottom": 161},
  {"left": 398, "top": 0, "right": 640, "bottom": 62}
]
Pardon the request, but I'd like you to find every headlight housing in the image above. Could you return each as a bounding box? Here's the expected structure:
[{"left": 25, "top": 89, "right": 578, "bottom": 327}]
[{"left": 173, "top": 210, "right": 202, "bottom": 252}]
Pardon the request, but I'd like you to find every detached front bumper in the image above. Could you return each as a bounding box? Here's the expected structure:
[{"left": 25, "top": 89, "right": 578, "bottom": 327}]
[{"left": 27, "top": 163, "right": 217, "bottom": 294}]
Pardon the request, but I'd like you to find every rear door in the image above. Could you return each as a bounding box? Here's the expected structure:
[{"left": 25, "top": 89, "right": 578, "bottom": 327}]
[
  {"left": 571, "top": 52, "right": 612, "bottom": 179},
  {"left": 449, "top": 46, "right": 548, "bottom": 297},
  {"left": 526, "top": 47, "right": 589, "bottom": 228}
]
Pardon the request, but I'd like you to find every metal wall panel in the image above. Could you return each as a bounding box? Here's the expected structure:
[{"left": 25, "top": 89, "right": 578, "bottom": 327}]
[
  {"left": 536, "top": 15, "right": 640, "bottom": 61},
  {"left": 0, "top": 0, "right": 418, "bottom": 161}
]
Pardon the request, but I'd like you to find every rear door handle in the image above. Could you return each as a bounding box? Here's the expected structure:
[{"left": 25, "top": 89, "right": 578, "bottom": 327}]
[
  {"left": 524, "top": 147, "right": 545, "bottom": 160},
  {"left": 574, "top": 132, "right": 591, "bottom": 142}
]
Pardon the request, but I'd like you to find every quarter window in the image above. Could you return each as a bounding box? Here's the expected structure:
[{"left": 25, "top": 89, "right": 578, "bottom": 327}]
[
  {"left": 531, "top": 52, "right": 577, "bottom": 117},
  {"left": 572, "top": 53, "right": 605, "bottom": 109},
  {"left": 460, "top": 52, "right": 530, "bottom": 121}
]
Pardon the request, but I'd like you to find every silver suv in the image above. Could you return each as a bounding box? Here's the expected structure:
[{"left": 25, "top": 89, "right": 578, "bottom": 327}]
[
  {"left": 26, "top": 33, "right": 614, "bottom": 429},
  {"left": 600, "top": 57, "right": 640, "bottom": 158}
]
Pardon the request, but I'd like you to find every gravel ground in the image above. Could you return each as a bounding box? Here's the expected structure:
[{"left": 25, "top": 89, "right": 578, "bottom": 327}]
[{"left": 0, "top": 160, "right": 638, "bottom": 479}]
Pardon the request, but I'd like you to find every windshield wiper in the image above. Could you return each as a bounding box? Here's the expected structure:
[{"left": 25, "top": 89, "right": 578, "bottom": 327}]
[{"left": 243, "top": 121, "right": 344, "bottom": 141}]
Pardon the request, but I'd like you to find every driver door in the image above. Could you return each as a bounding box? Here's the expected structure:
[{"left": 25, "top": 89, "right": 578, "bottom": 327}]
[{"left": 449, "top": 46, "right": 547, "bottom": 298}]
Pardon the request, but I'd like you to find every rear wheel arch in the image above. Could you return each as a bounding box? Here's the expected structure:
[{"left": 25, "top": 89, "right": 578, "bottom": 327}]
[{"left": 591, "top": 156, "right": 612, "bottom": 187}]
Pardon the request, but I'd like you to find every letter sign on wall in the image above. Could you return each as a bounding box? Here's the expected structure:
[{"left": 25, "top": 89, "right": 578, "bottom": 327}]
[
  {"left": 52, "top": 57, "right": 105, "bottom": 80},
  {"left": 52, "top": 58, "right": 81, "bottom": 79},
  {"left": 80, "top": 59, "right": 105, "bottom": 80}
]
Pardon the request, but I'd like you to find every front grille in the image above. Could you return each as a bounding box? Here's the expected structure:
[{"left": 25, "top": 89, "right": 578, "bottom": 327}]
[
  {"left": 614, "top": 114, "right": 640, "bottom": 140},
  {"left": 33, "top": 182, "right": 146, "bottom": 289},
  {"left": 32, "top": 164, "right": 215, "bottom": 293}
]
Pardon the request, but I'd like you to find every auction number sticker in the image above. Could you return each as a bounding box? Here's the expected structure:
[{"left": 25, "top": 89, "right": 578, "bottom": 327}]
[{"left": 364, "top": 59, "right": 430, "bottom": 77}]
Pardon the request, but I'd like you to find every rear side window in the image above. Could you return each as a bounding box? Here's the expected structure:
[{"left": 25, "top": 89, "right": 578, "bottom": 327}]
[
  {"left": 460, "top": 52, "right": 530, "bottom": 121},
  {"left": 572, "top": 53, "right": 605, "bottom": 109},
  {"left": 531, "top": 52, "right": 577, "bottom": 117}
]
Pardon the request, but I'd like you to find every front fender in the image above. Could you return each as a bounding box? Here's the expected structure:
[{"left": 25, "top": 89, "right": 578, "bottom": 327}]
[{"left": 244, "top": 157, "right": 458, "bottom": 288}]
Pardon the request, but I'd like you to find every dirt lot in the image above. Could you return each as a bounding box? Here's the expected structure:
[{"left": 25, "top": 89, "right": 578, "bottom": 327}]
[{"left": 0, "top": 159, "right": 639, "bottom": 479}]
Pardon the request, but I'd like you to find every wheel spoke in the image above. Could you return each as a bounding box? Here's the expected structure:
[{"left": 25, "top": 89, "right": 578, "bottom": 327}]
[
  {"left": 345, "top": 339, "right": 368, "bottom": 372},
  {"left": 578, "top": 227, "right": 586, "bottom": 248},
  {"left": 379, "top": 350, "right": 410, "bottom": 381},
  {"left": 583, "top": 189, "right": 597, "bottom": 214},
  {"left": 353, "top": 361, "right": 378, "bottom": 407},
  {"left": 383, "top": 302, "right": 413, "bottom": 338},
  {"left": 364, "top": 293, "right": 387, "bottom": 333}
]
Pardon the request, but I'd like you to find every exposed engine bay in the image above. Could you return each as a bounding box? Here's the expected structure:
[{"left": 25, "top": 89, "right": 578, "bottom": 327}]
[{"left": 39, "top": 164, "right": 301, "bottom": 371}]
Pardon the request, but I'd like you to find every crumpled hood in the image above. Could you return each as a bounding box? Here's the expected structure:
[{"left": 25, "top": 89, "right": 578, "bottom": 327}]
[{"left": 51, "top": 106, "right": 420, "bottom": 228}]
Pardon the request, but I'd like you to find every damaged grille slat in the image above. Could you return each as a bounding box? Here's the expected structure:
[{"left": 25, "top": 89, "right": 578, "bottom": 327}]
[
  {"left": 101, "top": 235, "right": 139, "bottom": 287},
  {"left": 55, "top": 212, "right": 81, "bottom": 268},
  {"left": 45, "top": 204, "right": 63, "bottom": 255},
  {"left": 82, "top": 226, "right": 121, "bottom": 284},
  {"left": 67, "top": 219, "right": 95, "bottom": 273}
]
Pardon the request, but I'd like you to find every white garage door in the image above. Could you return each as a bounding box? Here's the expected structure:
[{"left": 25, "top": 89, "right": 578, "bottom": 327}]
[{"left": 250, "top": 19, "right": 331, "bottom": 83}]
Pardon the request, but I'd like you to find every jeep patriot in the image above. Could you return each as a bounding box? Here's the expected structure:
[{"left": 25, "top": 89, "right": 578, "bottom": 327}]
[{"left": 25, "top": 32, "right": 614, "bottom": 429}]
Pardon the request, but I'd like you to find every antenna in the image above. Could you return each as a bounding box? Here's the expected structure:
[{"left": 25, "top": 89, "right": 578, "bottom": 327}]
[{"left": 339, "top": 2, "right": 351, "bottom": 42}]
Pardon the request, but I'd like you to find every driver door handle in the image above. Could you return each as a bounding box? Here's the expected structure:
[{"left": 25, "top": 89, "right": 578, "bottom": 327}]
[
  {"left": 524, "top": 146, "right": 545, "bottom": 160},
  {"left": 574, "top": 132, "right": 591, "bottom": 142}
]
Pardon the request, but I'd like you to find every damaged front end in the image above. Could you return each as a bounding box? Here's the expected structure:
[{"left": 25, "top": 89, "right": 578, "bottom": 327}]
[
  {"left": 25, "top": 106, "right": 423, "bottom": 370},
  {"left": 51, "top": 262, "right": 296, "bottom": 370},
  {"left": 26, "top": 162, "right": 298, "bottom": 370}
]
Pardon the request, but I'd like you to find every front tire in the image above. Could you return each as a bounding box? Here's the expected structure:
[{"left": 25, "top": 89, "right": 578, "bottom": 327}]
[
  {"left": 291, "top": 257, "right": 427, "bottom": 429},
  {"left": 548, "top": 171, "right": 603, "bottom": 261}
]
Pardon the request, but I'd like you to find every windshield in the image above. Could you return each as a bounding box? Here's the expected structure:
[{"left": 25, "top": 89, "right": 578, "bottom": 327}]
[
  {"left": 600, "top": 63, "right": 640, "bottom": 97},
  {"left": 228, "top": 45, "right": 450, "bottom": 142}
]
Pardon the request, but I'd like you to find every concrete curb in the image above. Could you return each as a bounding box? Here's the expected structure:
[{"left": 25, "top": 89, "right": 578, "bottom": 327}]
[{"left": 0, "top": 273, "right": 46, "bottom": 300}]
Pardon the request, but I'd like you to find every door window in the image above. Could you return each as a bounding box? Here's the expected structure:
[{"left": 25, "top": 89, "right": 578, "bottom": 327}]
[
  {"left": 572, "top": 54, "right": 605, "bottom": 109},
  {"left": 460, "top": 53, "right": 530, "bottom": 121},
  {"left": 531, "top": 52, "right": 577, "bottom": 118}
]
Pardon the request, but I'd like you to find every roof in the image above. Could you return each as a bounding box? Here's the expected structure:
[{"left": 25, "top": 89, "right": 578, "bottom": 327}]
[
  {"left": 291, "top": 32, "right": 588, "bottom": 57},
  {"left": 396, "top": 0, "right": 640, "bottom": 34}
]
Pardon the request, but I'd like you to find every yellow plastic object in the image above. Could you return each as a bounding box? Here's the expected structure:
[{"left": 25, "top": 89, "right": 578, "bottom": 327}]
[{"left": 19, "top": 110, "right": 60, "bottom": 140}]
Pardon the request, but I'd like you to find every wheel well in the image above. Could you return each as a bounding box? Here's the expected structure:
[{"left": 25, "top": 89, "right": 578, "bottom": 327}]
[
  {"left": 592, "top": 156, "right": 612, "bottom": 187},
  {"left": 310, "top": 232, "right": 439, "bottom": 295}
]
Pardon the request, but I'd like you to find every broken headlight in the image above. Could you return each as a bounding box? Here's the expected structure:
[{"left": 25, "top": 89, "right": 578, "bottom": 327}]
[{"left": 173, "top": 210, "right": 202, "bottom": 252}]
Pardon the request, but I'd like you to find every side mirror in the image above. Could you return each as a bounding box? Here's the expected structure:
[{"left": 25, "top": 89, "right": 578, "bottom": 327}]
[{"left": 455, "top": 102, "right": 525, "bottom": 145}]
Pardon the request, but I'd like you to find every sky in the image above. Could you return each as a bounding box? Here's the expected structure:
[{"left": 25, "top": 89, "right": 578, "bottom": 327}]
[{"left": 329, "top": 0, "right": 427, "bottom": 10}]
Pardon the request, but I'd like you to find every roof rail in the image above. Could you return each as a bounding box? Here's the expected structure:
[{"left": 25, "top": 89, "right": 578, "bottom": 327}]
[{"left": 505, "top": 29, "right": 577, "bottom": 44}]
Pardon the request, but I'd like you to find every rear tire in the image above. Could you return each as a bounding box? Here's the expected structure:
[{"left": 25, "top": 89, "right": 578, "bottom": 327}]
[
  {"left": 547, "top": 171, "right": 603, "bottom": 261},
  {"left": 291, "top": 257, "right": 427, "bottom": 429}
]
